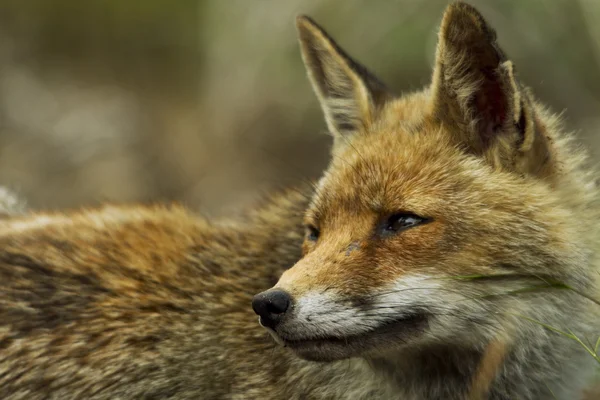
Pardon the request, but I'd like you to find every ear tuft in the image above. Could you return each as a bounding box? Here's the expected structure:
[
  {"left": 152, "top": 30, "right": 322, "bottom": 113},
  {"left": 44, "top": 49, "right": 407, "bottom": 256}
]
[
  {"left": 295, "top": 15, "right": 316, "bottom": 32},
  {"left": 440, "top": 2, "right": 500, "bottom": 53}
]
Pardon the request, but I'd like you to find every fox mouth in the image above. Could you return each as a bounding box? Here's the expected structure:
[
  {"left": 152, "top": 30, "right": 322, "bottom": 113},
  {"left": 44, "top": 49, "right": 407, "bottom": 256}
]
[{"left": 279, "top": 313, "right": 428, "bottom": 361}]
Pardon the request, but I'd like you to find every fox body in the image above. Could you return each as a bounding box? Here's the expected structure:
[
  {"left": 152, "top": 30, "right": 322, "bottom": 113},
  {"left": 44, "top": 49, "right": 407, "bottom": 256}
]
[{"left": 0, "top": 2, "right": 598, "bottom": 399}]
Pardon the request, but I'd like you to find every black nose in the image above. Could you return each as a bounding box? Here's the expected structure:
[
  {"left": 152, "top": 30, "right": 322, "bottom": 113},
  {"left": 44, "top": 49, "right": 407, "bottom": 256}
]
[{"left": 252, "top": 289, "right": 291, "bottom": 329}]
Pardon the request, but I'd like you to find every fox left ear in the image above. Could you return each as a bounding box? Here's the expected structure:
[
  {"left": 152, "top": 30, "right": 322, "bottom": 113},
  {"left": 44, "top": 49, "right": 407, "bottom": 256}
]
[
  {"left": 431, "top": 2, "right": 552, "bottom": 178},
  {"left": 296, "top": 15, "right": 392, "bottom": 153}
]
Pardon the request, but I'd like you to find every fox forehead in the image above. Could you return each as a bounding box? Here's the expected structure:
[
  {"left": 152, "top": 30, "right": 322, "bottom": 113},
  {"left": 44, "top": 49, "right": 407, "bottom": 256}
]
[{"left": 307, "top": 99, "right": 482, "bottom": 225}]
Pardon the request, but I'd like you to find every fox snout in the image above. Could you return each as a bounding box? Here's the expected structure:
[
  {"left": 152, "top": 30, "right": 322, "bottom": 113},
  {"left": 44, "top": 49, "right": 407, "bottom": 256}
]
[{"left": 252, "top": 289, "right": 293, "bottom": 329}]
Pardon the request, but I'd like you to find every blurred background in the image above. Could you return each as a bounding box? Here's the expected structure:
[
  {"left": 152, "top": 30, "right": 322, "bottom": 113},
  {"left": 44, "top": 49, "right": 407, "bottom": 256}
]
[{"left": 0, "top": 0, "right": 599, "bottom": 216}]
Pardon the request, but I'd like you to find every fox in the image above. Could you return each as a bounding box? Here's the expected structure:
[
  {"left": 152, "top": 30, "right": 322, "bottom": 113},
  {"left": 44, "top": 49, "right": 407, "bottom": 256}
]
[{"left": 0, "top": 1, "right": 598, "bottom": 399}]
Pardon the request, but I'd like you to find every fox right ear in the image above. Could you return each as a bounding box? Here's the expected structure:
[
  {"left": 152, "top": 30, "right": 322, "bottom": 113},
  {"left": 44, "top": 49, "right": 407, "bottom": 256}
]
[
  {"left": 430, "top": 2, "right": 552, "bottom": 178},
  {"left": 296, "top": 16, "right": 391, "bottom": 152}
]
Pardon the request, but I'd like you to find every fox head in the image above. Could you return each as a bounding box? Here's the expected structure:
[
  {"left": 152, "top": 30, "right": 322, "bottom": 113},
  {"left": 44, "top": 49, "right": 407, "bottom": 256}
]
[{"left": 252, "top": 2, "right": 596, "bottom": 362}]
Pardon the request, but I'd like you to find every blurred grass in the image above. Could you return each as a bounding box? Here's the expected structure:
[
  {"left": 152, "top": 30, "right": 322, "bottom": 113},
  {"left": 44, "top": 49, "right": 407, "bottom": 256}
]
[{"left": 0, "top": 0, "right": 598, "bottom": 215}]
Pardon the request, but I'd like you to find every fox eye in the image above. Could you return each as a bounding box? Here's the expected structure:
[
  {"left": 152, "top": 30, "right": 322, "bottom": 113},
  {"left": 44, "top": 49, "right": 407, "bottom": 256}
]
[
  {"left": 381, "top": 213, "right": 428, "bottom": 236},
  {"left": 306, "top": 225, "right": 320, "bottom": 242}
]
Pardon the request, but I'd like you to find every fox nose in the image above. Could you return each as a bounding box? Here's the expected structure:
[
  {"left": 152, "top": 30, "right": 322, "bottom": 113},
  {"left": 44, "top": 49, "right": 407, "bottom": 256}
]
[{"left": 252, "top": 289, "right": 291, "bottom": 329}]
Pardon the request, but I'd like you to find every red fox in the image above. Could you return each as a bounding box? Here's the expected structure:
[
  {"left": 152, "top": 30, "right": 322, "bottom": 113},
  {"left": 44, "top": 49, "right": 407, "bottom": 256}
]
[
  {"left": 0, "top": 2, "right": 597, "bottom": 399},
  {"left": 255, "top": 2, "right": 600, "bottom": 398}
]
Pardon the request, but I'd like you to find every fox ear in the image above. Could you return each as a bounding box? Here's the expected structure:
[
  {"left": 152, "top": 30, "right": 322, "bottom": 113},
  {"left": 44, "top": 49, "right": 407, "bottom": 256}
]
[
  {"left": 296, "top": 15, "right": 391, "bottom": 151},
  {"left": 431, "top": 2, "right": 552, "bottom": 177}
]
